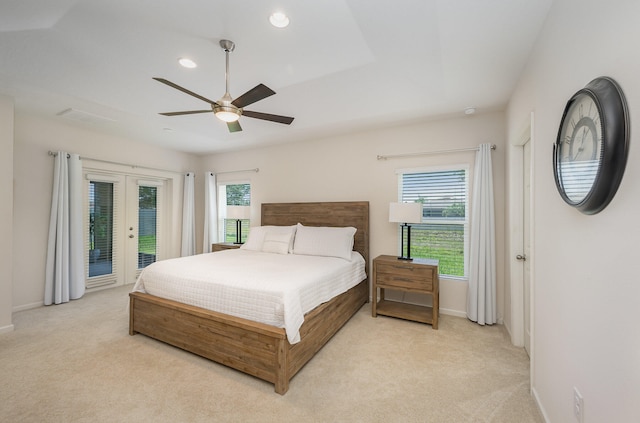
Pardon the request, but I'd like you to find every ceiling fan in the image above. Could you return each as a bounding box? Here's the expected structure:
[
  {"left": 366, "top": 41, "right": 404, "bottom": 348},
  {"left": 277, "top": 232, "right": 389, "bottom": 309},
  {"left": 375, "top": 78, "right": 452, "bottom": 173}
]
[{"left": 154, "top": 39, "right": 294, "bottom": 133}]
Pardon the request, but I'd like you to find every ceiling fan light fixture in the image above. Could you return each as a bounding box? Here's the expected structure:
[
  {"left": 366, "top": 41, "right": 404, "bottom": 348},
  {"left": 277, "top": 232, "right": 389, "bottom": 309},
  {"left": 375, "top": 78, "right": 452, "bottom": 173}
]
[
  {"left": 269, "top": 12, "right": 290, "bottom": 28},
  {"left": 178, "top": 57, "right": 197, "bottom": 68},
  {"left": 214, "top": 107, "right": 241, "bottom": 122}
]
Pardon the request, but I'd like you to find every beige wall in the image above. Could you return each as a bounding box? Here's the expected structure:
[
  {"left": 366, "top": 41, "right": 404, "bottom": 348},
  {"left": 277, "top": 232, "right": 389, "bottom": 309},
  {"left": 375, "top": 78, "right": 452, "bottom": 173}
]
[
  {"left": 12, "top": 114, "right": 199, "bottom": 310},
  {"left": 507, "top": 0, "right": 640, "bottom": 421},
  {"left": 0, "top": 95, "right": 14, "bottom": 333},
  {"left": 9, "top": 109, "right": 508, "bottom": 319},
  {"left": 199, "top": 112, "right": 506, "bottom": 319}
]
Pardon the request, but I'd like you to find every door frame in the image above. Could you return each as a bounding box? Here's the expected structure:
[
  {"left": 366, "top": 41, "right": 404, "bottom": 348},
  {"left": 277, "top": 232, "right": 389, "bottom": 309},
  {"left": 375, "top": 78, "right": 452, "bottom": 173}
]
[
  {"left": 82, "top": 161, "right": 178, "bottom": 291},
  {"left": 508, "top": 112, "right": 535, "bottom": 388},
  {"left": 83, "top": 171, "right": 125, "bottom": 290}
]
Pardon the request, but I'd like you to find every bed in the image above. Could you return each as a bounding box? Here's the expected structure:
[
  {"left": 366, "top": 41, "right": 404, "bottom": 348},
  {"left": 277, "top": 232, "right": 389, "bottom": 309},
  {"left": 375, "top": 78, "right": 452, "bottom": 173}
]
[{"left": 129, "top": 201, "right": 369, "bottom": 394}]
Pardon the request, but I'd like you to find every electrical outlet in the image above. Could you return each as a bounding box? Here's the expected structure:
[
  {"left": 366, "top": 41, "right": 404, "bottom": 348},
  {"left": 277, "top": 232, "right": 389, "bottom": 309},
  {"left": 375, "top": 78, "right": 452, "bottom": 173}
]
[{"left": 573, "top": 387, "right": 584, "bottom": 423}]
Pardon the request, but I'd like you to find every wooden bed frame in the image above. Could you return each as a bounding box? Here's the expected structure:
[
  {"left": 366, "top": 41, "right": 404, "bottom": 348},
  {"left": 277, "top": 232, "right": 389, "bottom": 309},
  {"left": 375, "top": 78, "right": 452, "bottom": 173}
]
[{"left": 129, "top": 201, "right": 369, "bottom": 394}]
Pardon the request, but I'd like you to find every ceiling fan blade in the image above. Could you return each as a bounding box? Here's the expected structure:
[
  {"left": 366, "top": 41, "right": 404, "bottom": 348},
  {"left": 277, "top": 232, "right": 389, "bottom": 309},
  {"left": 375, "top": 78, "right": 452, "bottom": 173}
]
[
  {"left": 243, "top": 110, "right": 294, "bottom": 125},
  {"left": 231, "top": 84, "right": 276, "bottom": 108},
  {"left": 153, "top": 77, "right": 219, "bottom": 106},
  {"left": 159, "top": 110, "right": 213, "bottom": 116},
  {"left": 227, "top": 121, "right": 242, "bottom": 132}
]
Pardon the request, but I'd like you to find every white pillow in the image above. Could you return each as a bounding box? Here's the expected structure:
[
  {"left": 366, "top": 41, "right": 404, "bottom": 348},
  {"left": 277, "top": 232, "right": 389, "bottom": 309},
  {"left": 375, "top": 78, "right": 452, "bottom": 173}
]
[
  {"left": 240, "top": 226, "right": 268, "bottom": 251},
  {"left": 292, "top": 223, "right": 356, "bottom": 261},
  {"left": 240, "top": 225, "right": 296, "bottom": 253},
  {"left": 262, "top": 231, "right": 293, "bottom": 254}
]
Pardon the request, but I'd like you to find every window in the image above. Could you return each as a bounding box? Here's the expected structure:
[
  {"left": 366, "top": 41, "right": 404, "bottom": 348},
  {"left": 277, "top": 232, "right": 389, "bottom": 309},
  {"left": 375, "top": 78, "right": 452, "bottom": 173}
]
[
  {"left": 398, "top": 166, "right": 469, "bottom": 278},
  {"left": 218, "top": 182, "right": 251, "bottom": 243}
]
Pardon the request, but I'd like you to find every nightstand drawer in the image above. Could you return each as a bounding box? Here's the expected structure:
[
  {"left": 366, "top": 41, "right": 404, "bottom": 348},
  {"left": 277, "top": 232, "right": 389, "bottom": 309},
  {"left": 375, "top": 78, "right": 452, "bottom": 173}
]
[
  {"left": 376, "top": 262, "right": 434, "bottom": 280},
  {"left": 375, "top": 273, "right": 433, "bottom": 291}
]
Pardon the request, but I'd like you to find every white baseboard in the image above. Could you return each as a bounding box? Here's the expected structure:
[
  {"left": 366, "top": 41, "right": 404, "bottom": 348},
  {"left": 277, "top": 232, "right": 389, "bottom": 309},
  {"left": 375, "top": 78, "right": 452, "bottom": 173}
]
[
  {"left": 13, "top": 301, "right": 43, "bottom": 313},
  {"left": 0, "top": 323, "right": 15, "bottom": 334},
  {"left": 532, "top": 386, "right": 550, "bottom": 422},
  {"left": 439, "top": 307, "right": 467, "bottom": 318}
]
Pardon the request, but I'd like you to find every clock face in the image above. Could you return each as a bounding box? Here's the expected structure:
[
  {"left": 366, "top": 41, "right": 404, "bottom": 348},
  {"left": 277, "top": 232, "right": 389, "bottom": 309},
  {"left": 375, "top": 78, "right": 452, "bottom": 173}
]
[
  {"left": 553, "top": 77, "right": 630, "bottom": 215},
  {"left": 556, "top": 92, "right": 603, "bottom": 204}
]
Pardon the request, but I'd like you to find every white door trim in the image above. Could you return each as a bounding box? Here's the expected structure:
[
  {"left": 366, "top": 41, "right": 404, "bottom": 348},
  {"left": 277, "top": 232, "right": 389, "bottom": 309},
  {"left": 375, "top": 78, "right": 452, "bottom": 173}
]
[
  {"left": 508, "top": 111, "right": 536, "bottom": 391},
  {"left": 509, "top": 112, "right": 534, "bottom": 345}
]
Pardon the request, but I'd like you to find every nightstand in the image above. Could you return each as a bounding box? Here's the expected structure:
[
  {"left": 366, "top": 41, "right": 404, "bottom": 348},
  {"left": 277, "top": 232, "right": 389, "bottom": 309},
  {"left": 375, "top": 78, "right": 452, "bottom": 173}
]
[
  {"left": 372, "top": 255, "right": 439, "bottom": 329},
  {"left": 211, "top": 243, "right": 241, "bottom": 252}
]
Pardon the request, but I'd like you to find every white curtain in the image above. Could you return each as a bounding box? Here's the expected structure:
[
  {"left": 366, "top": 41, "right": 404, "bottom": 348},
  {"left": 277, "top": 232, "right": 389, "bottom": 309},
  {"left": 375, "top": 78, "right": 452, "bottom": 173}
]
[
  {"left": 44, "top": 152, "right": 84, "bottom": 305},
  {"left": 202, "top": 172, "right": 218, "bottom": 253},
  {"left": 467, "top": 143, "right": 497, "bottom": 325},
  {"left": 181, "top": 172, "right": 196, "bottom": 256}
]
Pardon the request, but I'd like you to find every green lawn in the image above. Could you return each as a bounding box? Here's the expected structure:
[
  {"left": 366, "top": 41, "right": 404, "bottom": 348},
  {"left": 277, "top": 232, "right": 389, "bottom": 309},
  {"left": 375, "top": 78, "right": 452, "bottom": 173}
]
[
  {"left": 409, "top": 227, "right": 465, "bottom": 277},
  {"left": 138, "top": 235, "right": 156, "bottom": 255}
]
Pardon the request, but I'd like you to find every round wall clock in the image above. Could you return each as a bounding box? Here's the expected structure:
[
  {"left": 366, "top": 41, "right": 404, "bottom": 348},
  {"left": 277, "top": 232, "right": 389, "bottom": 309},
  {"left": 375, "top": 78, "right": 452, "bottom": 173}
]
[{"left": 553, "top": 76, "right": 630, "bottom": 214}]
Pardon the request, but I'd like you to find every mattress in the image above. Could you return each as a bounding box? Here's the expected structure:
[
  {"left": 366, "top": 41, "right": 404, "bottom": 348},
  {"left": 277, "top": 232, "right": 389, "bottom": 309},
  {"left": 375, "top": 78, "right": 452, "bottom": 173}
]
[{"left": 132, "top": 249, "right": 366, "bottom": 344}]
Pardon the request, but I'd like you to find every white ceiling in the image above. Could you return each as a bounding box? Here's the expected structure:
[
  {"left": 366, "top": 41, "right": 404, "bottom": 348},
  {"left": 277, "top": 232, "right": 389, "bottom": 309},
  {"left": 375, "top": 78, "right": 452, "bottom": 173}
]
[{"left": 0, "top": 0, "right": 554, "bottom": 155}]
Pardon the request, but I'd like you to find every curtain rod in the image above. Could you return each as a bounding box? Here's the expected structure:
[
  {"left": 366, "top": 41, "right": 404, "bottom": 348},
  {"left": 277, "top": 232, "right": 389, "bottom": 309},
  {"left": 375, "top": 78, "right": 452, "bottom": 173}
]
[
  {"left": 377, "top": 144, "right": 496, "bottom": 160},
  {"left": 211, "top": 168, "right": 259, "bottom": 175},
  {"left": 48, "top": 151, "right": 185, "bottom": 175}
]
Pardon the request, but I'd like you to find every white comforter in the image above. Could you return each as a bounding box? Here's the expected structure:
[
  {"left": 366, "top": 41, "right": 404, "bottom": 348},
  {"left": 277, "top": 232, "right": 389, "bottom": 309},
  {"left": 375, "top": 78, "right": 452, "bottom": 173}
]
[{"left": 132, "top": 249, "right": 366, "bottom": 344}]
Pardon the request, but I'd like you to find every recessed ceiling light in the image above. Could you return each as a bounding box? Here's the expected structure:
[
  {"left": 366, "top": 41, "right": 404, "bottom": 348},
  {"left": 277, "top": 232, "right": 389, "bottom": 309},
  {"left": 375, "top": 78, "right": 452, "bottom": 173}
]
[
  {"left": 178, "top": 57, "right": 197, "bottom": 68},
  {"left": 269, "top": 12, "right": 290, "bottom": 28}
]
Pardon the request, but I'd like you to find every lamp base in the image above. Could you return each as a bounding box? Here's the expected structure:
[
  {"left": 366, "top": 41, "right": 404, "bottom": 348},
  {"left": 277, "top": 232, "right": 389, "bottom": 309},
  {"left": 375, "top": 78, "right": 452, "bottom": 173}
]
[
  {"left": 397, "top": 256, "right": 413, "bottom": 261},
  {"left": 234, "top": 219, "right": 243, "bottom": 244},
  {"left": 397, "top": 223, "right": 414, "bottom": 261}
]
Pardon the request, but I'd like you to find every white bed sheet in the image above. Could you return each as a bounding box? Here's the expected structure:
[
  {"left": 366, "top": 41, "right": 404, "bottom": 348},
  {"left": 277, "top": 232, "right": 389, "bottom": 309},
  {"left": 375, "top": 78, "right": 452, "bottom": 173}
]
[{"left": 132, "top": 249, "right": 366, "bottom": 344}]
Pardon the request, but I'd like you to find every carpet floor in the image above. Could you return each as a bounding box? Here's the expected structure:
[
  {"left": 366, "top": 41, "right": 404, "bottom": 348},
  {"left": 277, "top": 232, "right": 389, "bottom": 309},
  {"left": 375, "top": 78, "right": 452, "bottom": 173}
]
[{"left": 1, "top": 285, "right": 543, "bottom": 422}]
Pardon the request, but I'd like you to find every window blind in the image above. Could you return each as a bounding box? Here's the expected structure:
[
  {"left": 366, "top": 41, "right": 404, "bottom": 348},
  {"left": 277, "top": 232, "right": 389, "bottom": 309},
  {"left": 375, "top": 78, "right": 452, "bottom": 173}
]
[{"left": 399, "top": 168, "right": 469, "bottom": 278}]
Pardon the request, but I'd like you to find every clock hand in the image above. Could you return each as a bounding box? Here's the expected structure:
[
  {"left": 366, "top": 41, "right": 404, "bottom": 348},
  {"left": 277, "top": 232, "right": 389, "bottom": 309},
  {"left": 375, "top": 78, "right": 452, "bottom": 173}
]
[{"left": 580, "top": 127, "right": 587, "bottom": 145}]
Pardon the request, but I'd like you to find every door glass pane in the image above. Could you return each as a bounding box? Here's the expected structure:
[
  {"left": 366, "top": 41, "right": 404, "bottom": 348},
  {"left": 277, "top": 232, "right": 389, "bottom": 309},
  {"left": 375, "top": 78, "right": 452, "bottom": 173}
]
[
  {"left": 89, "top": 182, "right": 114, "bottom": 277},
  {"left": 138, "top": 186, "right": 157, "bottom": 269}
]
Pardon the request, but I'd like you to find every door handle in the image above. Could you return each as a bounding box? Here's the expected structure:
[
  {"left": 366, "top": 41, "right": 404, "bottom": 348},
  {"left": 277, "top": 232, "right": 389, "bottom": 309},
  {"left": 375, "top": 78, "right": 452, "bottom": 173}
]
[
  {"left": 516, "top": 254, "right": 527, "bottom": 261},
  {"left": 129, "top": 234, "right": 135, "bottom": 239}
]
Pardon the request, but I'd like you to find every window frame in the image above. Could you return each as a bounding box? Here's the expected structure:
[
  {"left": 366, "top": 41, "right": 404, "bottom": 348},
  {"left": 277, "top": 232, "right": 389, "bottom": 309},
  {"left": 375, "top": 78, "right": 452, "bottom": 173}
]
[
  {"left": 217, "top": 180, "right": 251, "bottom": 244},
  {"left": 396, "top": 164, "right": 470, "bottom": 279}
]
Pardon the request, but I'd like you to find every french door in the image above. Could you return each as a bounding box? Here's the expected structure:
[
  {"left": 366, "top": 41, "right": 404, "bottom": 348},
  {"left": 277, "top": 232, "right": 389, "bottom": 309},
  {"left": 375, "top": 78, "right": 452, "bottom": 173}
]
[
  {"left": 125, "top": 176, "right": 165, "bottom": 284},
  {"left": 84, "top": 171, "right": 167, "bottom": 289}
]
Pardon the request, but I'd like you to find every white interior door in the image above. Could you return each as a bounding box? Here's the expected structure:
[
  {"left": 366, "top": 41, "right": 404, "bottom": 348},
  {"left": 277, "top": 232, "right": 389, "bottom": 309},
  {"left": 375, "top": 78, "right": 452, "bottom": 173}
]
[
  {"left": 125, "top": 176, "right": 165, "bottom": 284},
  {"left": 523, "top": 140, "right": 532, "bottom": 356}
]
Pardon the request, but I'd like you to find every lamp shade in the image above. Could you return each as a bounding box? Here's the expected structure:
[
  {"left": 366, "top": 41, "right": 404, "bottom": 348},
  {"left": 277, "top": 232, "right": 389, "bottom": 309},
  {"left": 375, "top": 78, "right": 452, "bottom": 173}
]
[
  {"left": 389, "top": 202, "right": 422, "bottom": 224},
  {"left": 227, "top": 205, "right": 250, "bottom": 220}
]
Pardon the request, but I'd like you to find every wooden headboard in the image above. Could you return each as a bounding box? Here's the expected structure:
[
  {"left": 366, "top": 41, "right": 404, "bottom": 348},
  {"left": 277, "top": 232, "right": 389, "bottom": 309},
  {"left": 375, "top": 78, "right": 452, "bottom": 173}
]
[{"left": 261, "top": 201, "right": 370, "bottom": 276}]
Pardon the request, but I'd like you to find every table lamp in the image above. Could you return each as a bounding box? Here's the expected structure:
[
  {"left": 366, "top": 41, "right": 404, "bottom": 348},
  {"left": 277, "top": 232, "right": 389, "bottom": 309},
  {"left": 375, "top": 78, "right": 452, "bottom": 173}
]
[
  {"left": 227, "top": 205, "right": 250, "bottom": 244},
  {"left": 389, "top": 202, "right": 422, "bottom": 260}
]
